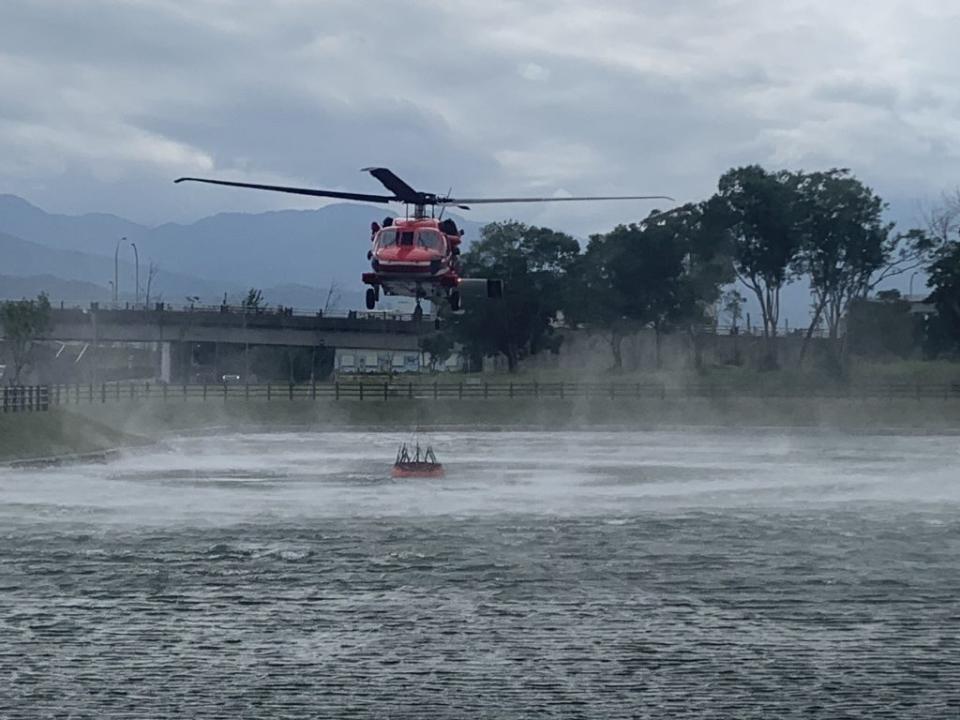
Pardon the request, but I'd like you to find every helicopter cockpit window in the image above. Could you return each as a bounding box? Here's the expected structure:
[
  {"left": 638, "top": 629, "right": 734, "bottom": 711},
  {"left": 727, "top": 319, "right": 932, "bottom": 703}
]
[
  {"left": 375, "top": 228, "right": 398, "bottom": 248},
  {"left": 417, "top": 230, "right": 443, "bottom": 251}
]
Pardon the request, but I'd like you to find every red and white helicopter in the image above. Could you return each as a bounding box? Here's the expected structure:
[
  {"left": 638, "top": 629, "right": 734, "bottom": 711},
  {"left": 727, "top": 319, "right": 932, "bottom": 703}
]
[{"left": 175, "top": 167, "right": 671, "bottom": 319}]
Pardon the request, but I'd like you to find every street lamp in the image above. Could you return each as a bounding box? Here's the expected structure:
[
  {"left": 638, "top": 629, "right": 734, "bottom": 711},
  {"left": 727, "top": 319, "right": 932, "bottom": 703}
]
[
  {"left": 113, "top": 238, "right": 122, "bottom": 304},
  {"left": 130, "top": 241, "right": 140, "bottom": 305}
]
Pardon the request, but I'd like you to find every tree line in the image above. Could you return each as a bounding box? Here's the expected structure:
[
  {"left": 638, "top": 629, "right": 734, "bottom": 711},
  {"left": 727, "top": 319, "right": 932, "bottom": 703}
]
[{"left": 439, "top": 165, "right": 958, "bottom": 373}]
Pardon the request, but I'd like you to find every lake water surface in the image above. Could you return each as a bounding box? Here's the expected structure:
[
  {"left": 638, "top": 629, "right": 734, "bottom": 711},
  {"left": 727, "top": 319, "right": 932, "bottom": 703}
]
[{"left": 1, "top": 429, "right": 958, "bottom": 718}]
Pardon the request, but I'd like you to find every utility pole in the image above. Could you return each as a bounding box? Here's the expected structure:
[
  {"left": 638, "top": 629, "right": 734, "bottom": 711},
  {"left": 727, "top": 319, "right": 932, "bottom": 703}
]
[
  {"left": 130, "top": 241, "right": 140, "bottom": 305},
  {"left": 114, "top": 238, "right": 122, "bottom": 304}
]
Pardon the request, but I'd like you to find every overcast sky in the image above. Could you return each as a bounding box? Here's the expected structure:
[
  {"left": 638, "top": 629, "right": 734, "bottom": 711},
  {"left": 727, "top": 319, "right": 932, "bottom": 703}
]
[{"left": 1, "top": 0, "right": 958, "bottom": 236}]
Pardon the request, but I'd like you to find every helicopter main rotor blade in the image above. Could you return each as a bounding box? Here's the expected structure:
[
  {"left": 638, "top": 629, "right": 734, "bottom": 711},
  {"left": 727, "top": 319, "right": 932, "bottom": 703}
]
[
  {"left": 174, "top": 177, "right": 396, "bottom": 204},
  {"left": 440, "top": 194, "right": 674, "bottom": 206},
  {"left": 360, "top": 167, "right": 421, "bottom": 204}
]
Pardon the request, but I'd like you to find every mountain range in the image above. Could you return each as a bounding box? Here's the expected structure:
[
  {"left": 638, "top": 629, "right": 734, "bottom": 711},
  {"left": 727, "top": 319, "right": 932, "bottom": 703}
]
[
  {"left": 0, "top": 192, "right": 924, "bottom": 326},
  {"left": 0, "top": 194, "right": 480, "bottom": 310}
]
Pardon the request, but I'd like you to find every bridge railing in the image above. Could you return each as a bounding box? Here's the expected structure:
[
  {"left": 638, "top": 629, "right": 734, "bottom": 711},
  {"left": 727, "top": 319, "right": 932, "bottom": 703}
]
[
  {"left": 2, "top": 386, "right": 50, "bottom": 413},
  {"left": 43, "top": 380, "right": 960, "bottom": 405},
  {"left": 56, "top": 302, "right": 432, "bottom": 322}
]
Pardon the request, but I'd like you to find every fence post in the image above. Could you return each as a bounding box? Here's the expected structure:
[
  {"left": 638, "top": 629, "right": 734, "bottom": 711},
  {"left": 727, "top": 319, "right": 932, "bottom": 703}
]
[
  {"left": 223, "top": 383, "right": 228, "bottom": 401},
  {"left": 408, "top": 382, "right": 413, "bottom": 400},
  {"left": 610, "top": 383, "right": 615, "bottom": 399},
  {"left": 434, "top": 382, "right": 438, "bottom": 400},
  {"left": 289, "top": 383, "right": 294, "bottom": 401},
  {"left": 101, "top": 383, "right": 106, "bottom": 403},
  {"left": 335, "top": 382, "right": 340, "bottom": 401},
  {"left": 183, "top": 384, "right": 187, "bottom": 402},
  {"left": 383, "top": 382, "right": 388, "bottom": 401},
  {"left": 267, "top": 384, "right": 272, "bottom": 402},
  {"left": 145, "top": 382, "right": 150, "bottom": 399},
  {"left": 484, "top": 383, "right": 489, "bottom": 399},
  {"left": 245, "top": 384, "right": 250, "bottom": 401},
  {"left": 559, "top": 383, "right": 564, "bottom": 400},
  {"left": 203, "top": 384, "right": 208, "bottom": 401},
  {"left": 534, "top": 381, "right": 539, "bottom": 399},
  {"left": 116, "top": 383, "right": 120, "bottom": 401},
  {"left": 509, "top": 383, "right": 514, "bottom": 399},
  {"left": 459, "top": 383, "right": 463, "bottom": 400},
  {"left": 163, "top": 383, "right": 168, "bottom": 402},
  {"left": 359, "top": 382, "right": 364, "bottom": 401},
  {"left": 89, "top": 384, "right": 94, "bottom": 403},
  {"left": 312, "top": 381, "right": 317, "bottom": 401}
]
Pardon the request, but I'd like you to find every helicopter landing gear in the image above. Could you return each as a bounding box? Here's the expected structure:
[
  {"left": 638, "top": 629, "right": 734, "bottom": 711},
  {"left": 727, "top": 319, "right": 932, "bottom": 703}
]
[
  {"left": 449, "top": 291, "right": 461, "bottom": 312},
  {"left": 413, "top": 303, "right": 423, "bottom": 321},
  {"left": 365, "top": 287, "right": 377, "bottom": 310}
]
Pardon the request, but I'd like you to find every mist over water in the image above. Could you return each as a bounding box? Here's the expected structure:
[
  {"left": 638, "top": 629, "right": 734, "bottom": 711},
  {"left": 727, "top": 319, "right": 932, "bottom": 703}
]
[{"left": 2, "top": 430, "right": 959, "bottom": 717}]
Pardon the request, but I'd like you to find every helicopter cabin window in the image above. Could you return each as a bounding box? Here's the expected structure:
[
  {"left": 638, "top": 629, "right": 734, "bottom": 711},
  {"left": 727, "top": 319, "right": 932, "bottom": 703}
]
[
  {"left": 417, "top": 230, "right": 443, "bottom": 251},
  {"left": 375, "top": 228, "right": 398, "bottom": 248}
]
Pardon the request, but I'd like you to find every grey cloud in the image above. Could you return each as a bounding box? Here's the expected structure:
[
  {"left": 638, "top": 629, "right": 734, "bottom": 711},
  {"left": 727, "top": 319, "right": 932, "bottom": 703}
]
[{"left": 1, "top": 0, "right": 959, "bottom": 237}]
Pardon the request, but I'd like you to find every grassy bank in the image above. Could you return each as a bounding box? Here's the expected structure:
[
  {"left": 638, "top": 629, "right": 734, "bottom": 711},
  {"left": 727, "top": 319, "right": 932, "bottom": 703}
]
[
  {"left": 4, "top": 395, "right": 958, "bottom": 464},
  {"left": 0, "top": 409, "right": 152, "bottom": 464},
  {"left": 74, "top": 396, "right": 960, "bottom": 434},
  {"left": 411, "top": 360, "right": 960, "bottom": 389}
]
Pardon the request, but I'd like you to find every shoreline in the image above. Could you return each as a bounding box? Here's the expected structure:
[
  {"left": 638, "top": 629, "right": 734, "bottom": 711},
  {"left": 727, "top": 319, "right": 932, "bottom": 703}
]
[{"left": 3, "top": 397, "right": 959, "bottom": 466}]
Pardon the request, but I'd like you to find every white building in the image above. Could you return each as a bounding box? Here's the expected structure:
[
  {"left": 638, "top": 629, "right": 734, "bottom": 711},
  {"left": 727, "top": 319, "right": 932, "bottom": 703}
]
[{"left": 333, "top": 347, "right": 465, "bottom": 375}]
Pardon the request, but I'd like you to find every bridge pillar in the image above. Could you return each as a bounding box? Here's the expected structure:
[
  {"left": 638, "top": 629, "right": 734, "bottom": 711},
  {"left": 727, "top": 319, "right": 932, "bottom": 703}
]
[{"left": 160, "top": 341, "right": 173, "bottom": 384}]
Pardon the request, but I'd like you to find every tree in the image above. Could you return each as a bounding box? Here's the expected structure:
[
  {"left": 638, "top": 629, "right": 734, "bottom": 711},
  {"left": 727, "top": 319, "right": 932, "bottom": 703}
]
[
  {"left": 145, "top": 261, "right": 160, "bottom": 307},
  {"left": 722, "top": 289, "right": 746, "bottom": 331},
  {"left": 0, "top": 293, "right": 52, "bottom": 384},
  {"left": 707, "top": 166, "right": 805, "bottom": 368},
  {"left": 924, "top": 240, "right": 960, "bottom": 356},
  {"left": 242, "top": 288, "right": 265, "bottom": 312},
  {"left": 323, "top": 281, "right": 343, "bottom": 314},
  {"left": 791, "top": 169, "right": 896, "bottom": 367},
  {"left": 452, "top": 221, "right": 579, "bottom": 372},
  {"left": 420, "top": 331, "right": 455, "bottom": 372},
  {"left": 575, "top": 204, "right": 732, "bottom": 370}
]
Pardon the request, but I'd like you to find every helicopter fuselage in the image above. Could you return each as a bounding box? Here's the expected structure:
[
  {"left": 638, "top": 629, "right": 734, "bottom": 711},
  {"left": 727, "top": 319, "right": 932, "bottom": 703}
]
[{"left": 362, "top": 217, "right": 463, "bottom": 307}]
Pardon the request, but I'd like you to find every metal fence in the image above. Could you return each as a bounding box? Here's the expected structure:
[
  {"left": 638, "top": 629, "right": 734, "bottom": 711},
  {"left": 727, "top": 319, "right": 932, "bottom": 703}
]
[
  {"left": 2, "top": 386, "right": 50, "bottom": 413},
  {"left": 42, "top": 380, "right": 960, "bottom": 405}
]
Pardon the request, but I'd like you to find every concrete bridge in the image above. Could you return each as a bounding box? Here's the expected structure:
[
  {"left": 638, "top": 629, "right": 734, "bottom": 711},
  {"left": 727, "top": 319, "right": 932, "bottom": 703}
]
[{"left": 39, "top": 306, "right": 434, "bottom": 383}]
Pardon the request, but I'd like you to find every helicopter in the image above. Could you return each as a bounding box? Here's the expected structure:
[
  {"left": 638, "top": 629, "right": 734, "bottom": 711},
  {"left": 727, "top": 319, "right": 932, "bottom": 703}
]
[{"left": 175, "top": 167, "right": 673, "bottom": 319}]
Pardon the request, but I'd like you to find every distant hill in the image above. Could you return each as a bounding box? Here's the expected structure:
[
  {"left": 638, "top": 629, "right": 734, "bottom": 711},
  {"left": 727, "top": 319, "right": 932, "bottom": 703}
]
[
  {"left": 0, "top": 194, "right": 482, "bottom": 294},
  {"left": 1, "top": 230, "right": 362, "bottom": 310},
  {"left": 0, "top": 274, "right": 109, "bottom": 304}
]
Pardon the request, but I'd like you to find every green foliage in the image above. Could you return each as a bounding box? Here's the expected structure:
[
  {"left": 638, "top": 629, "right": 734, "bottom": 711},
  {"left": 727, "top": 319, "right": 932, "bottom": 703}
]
[
  {"left": 574, "top": 203, "right": 732, "bottom": 369},
  {"left": 452, "top": 221, "right": 580, "bottom": 372},
  {"left": 707, "top": 166, "right": 804, "bottom": 366},
  {"left": 420, "top": 331, "right": 455, "bottom": 372},
  {"left": 924, "top": 241, "right": 960, "bottom": 357},
  {"left": 793, "top": 169, "right": 897, "bottom": 341},
  {"left": 0, "top": 292, "right": 52, "bottom": 383},
  {"left": 722, "top": 289, "right": 746, "bottom": 329},
  {"left": 846, "top": 295, "right": 920, "bottom": 360},
  {"left": 242, "top": 287, "right": 265, "bottom": 311}
]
